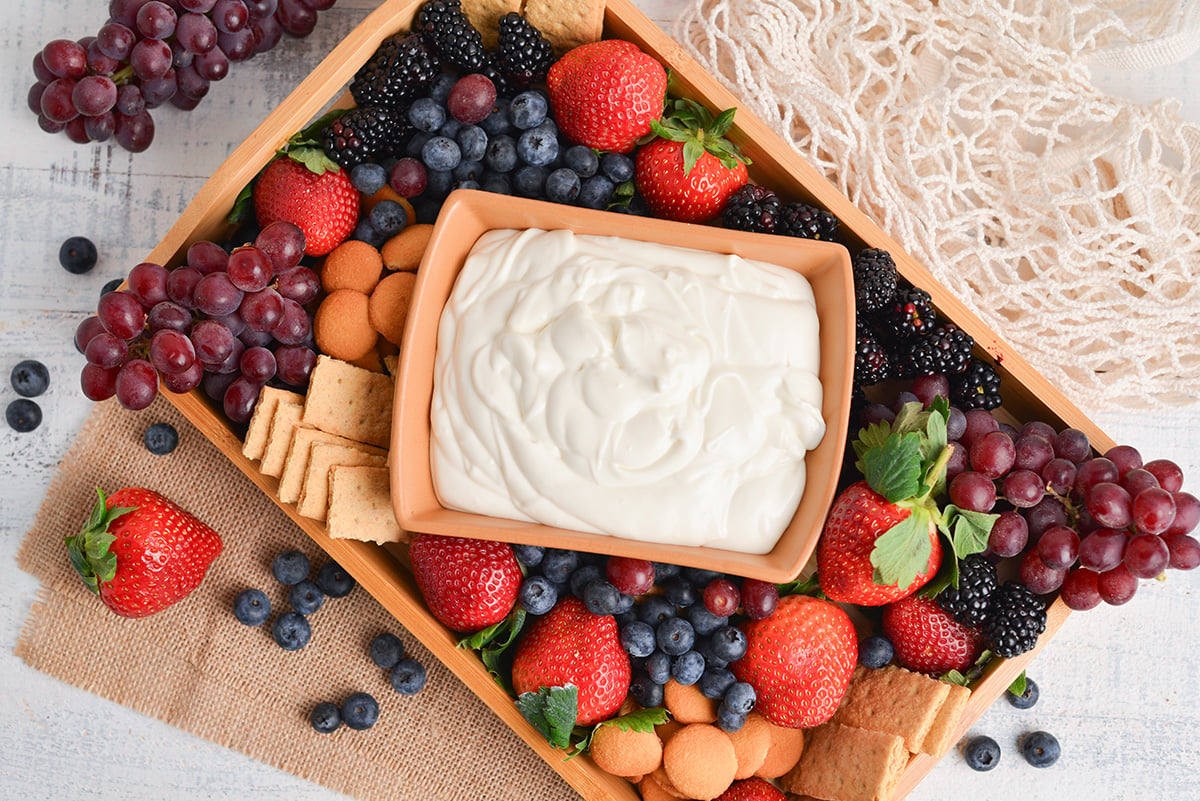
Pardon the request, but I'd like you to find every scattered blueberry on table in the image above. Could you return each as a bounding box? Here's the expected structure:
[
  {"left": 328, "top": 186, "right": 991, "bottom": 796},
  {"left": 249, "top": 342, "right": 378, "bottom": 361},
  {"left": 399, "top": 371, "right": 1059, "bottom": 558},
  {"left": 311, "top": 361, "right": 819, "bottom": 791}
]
[
  {"left": 315, "top": 561, "right": 356, "bottom": 598},
  {"left": 389, "top": 658, "right": 427, "bottom": 696},
  {"left": 6, "top": 399, "right": 42, "bottom": 433},
  {"left": 59, "top": 236, "right": 98, "bottom": 274},
  {"left": 1021, "top": 730, "right": 1061, "bottom": 768},
  {"left": 310, "top": 701, "right": 342, "bottom": 734},
  {"left": 1006, "top": 677, "right": 1040, "bottom": 709},
  {"left": 272, "top": 610, "right": 312, "bottom": 651},
  {"left": 143, "top": 422, "right": 179, "bottom": 455},
  {"left": 11, "top": 359, "right": 49, "bottom": 397},
  {"left": 289, "top": 580, "right": 325, "bottom": 616},
  {"left": 964, "top": 735, "right": 1002, "bottom": 771},
  {"left": 340, "top": 692, "right": 380, "bottom": 730},
  {"left": 233, "top": 588, "right": 271, "bottom": 627},
  {"left": 272, "top": 550, "right": 311, "bottom": 586},
  {"left": 370, "top": 633, "right": 406, "bottom": 670}
]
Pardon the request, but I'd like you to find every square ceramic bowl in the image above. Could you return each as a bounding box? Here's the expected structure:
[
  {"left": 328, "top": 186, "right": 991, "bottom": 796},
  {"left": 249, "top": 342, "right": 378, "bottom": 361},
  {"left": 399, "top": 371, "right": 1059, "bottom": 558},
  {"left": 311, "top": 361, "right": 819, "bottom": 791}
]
[{"left": 390, "top": 189, "right": 855, "bottom": 582}]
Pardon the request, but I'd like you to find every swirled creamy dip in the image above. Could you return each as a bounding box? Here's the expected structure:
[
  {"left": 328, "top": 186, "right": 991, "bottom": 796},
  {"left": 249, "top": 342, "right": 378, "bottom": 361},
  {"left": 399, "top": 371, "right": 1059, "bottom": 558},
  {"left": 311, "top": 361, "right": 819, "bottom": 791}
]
[{"left": 430, "top": 228, "right": 825, "bottom": 553}]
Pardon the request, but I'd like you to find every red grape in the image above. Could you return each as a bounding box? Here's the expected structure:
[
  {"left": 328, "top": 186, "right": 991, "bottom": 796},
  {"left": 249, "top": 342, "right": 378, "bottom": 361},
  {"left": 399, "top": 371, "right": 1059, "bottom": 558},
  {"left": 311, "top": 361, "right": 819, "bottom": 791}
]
[
  {"left": 1002, "top": 469, "right": 1044, "bottom": 508},
  {"left": 605, "top": 557, "right": 655, "bottom": 596},
  {"left": 127, "top": 261, "right": 170, "bottom": 308},
  {"left": 1019, "top": 549, "right": 1066, "bottom": 595},
  {"left": 190, "top": 318, "right": 235, "bottom": 364},
  {"left": 702, "top": 578, "right": 741, "bottom": 618},
  {"left": 114, "top": 359, "right": 159, "bottom": 410},
  {"left": 85, "top": 113, "right": 116, "bottom": 143},
  {"left": 1096, "top": 563, "right": 1138, "bottom": 605},
  {"left": 1163, "top": 534, "right": 1200, "bottom": 570},
  {"left": 41, "top": 78, "right": 79, "bottom": 123},
  {"left": 187, "top": 239, "right": 229, "bottom": 275},
  {"left": 1123, "top": 533, "right": 1170, "bottom": 579},
  {"left": 961, "top": 408, "right": 998, "bottom": 448},
  {"left": 1131, "top": 487, "right": 1176, "bottom": 535},
  {"left": 988, "top": 510, "right": 1029, "bottom": 558},
  {"left": 1036, "top": 524, "right": 1080, "bottom": 570},
  {"left": 274, "top": 266, "right": 319, "bottom": 304},
  {"left": 271, "top": 298, "right": 312, "bottom": 345},
  {"left": 194, "top": 271, "right": 243, "bottom": 316},
  {"left": 1120, "top": 467, "right": 1160, "bottom": 497},
  {"left": 909, "top": 374, "right": 950, "bottom": 407},
  {"left": 1077, "top": 528, "right": 1126, "bottom": 572},
  {"left": 1085, "top": 482, "right": 1132, "bottom": 529},
  {"left": 1104, "top": 444, "right": 1142, "bottom": 476},
  {"left": 1166, "top": 492, "right": 1199, "bottom": 536},
  {"left": 1013, "top": 433, "right": 1054, "bottom": 473},
  {"left": 80, "top": 363, "right": 120, "bottom": 401},
  {"left": 212, "top": 0, "right": 250, "bottom": 32},
  {"left": 1052, "top": 428, "right": 1091, "bottom": 463},
  {"left": 42, "top": 39, "right": 88, "bottom": 79},
  {"left": 130, "top": 38, "right": 173, "bottom": 80},
  {"left": 149, "top": 329, "right": 196, "bottom": 374},
  {"left": 255, "top": 221, "right": 305, "bottom": 272},
  {"left": 239, "top": 346, "right": 277, "bottom": 383},
  {"left": 949, "top": 470, "right": 996, "bottom": 512},
  {"left": 114, "top": 109, "right": 155, "bottom": 151},
  {"left": 239, "top": 287, "right": 284, "bottom": 332},
  {"left": 72, "top": 75, "right": 118, "bottom": 116},
  {"left": 1074, "top": 457, "right": 1119, "bottom": 496},
  {"left": 275, "top": 344, "right": 316, "bottom": 386},
  {"left": 1059, "top": 567, "right": 1102, "bottom": 611},
  {"left": 739, "top": 579, "right": 778, "bottom": 620},
  {"left": 177, "top": 12, "right": 219, "bottom": 53},
  {"left": 74, "top": 315, "right": 107, "bottom": 353},
  {"left": 1143, "top": 459, "right": 1183, "bottom": 492},
  {"left": 227, "top": 245, "right": 273, "bottom": 291},
  {"left": 194, "top": 48, "right": 229, "bottom": 81},
  {"left": 147, "top": 300, "right": 192, "bottom": 333},
  {"left": 98, "top": 290, "right": 146, "bottom": 340},
  {"left": 447, "top": 74, "right": 498, "bottom": 124},
  {"left": 222, "top": 376, "right": 262, "bottom": 423},
  {"left": 1023, "top": 495, "right": 1068, "bottom": 539},
  {"left": 1041, "top": 457, "right": 1076, "bottom": 495},
  {"left": 390, "top": 158, "right": 428, "bottom": 198},
  {"left": 161, "top": 360, "right": 204, "bottom": 393},
  {"left": 84, "top": 332, "right": 129, "bottom": 369},
  {"left": 970, "top": 430, "right": 1016, "bottom": 478}
]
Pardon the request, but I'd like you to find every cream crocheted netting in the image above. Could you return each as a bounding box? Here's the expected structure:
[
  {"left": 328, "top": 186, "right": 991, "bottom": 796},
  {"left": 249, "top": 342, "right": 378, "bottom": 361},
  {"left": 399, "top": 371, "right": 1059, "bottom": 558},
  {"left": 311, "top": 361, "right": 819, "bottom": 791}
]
[{"left": 674, "top": 0, "right": 1200, "bottom": 413}]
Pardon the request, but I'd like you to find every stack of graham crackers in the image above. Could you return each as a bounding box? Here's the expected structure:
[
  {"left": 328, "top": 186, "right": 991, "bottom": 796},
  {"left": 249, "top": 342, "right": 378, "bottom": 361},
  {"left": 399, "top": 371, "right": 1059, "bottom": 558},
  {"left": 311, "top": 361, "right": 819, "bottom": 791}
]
[
  {"left": 781, "top": 665, "right": 971, "bottom": 801},
  {"left": 242, "top": 355, "right": 405, "bottom": 544}
]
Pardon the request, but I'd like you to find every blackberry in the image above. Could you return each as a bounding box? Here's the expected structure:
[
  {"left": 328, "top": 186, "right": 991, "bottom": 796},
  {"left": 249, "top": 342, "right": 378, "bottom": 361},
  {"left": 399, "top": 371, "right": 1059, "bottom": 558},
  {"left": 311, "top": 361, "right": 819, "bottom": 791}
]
[
  {"left": 350, "top": 33, "right": 440, "bottom": 111},
  {"left": 897, "top": 323, "right": 975, "bottom": 377},
  {"left": 722, "top": 184, "right": 779, "bottom": 233},
  {"left": 880, "top": 286, "right": 936, "bottom": 341},
  {"left": 418, "top": 0, "right": 488, "bottom": 73},
  {"left": 951, "top": 357, "right": 1003, "bottom": 410},
  {"left": 985, "top": 581, "right": 1047, "bottom": 658},
  {"left": 937, "top": 555, "right": 998, "bottom": 627},
  {"left": 855, "top": 323, "right": 892, "bottom": 386},
  {"left": 478, "top": 51, "right": 514, "bottom": 98},
  {"left": 497, "top": 12, "right": 555, "bottom": 88},
  {"left": 322, "top": 106, "right": 408, "bottom": 170},
  {"left": 775, "top": 201, "right": 839, "bottom": 240},
  {"left": 851, "top": 248, "right": 898, "bottom": 315}
]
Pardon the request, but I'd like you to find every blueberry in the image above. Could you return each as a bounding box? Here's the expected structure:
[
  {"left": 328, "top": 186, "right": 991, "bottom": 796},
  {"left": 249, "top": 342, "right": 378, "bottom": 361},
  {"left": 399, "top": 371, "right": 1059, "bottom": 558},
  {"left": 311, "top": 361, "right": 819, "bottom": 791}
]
[
  {"left": 544, "top": 167, "right": 580, "bottom": 204},
  {"left": 272, "top": 550, "right": 310, "bottom": 586},
  {"left": 577, "top": 175, "right": 615, "bottom": 210},
  {"left": 408, "top": 97, "right": 446, "bottom": 133},
  {"left": 1020, "top": 730, "right": 1060, "bottom": 767},
  {"left": 859, "top": 635, "right": 894, "bottom": 669},
  {"left": 370, "top": 632, "right": 405, "bottom": 668},
  {"left": 272, "top": 611, "right": 312, "bottom": 651},
  {"left": 722, "top": 681, "right": 756, "bottom": 714},
  {"left": 350, "top": 162, "right": 388, "bottom": 195},
  {"left": 583, "top": 579, "right": 622, "bottom": 615},
  {"left": 671, "top": 649, "right": 705, "bottom": 685},
  {"left": 11, "top": 360, "right": 49, "bottom": 397},
  {"left": 619, "top": 621, "right": 657, "bottom": 658},
  {"left": 652, "top": 562, "right": 681, "bottom": 581},
  {"left": 539, "top": 549, "right": 578, "bottom": 583},
  {"left": 352, "top": 218, "right": 386, "bottom": 248},
  {"left": 963, "top": 735, "right": 1001, "bottom": 771},
  {"left": 512, "top": 543, "right": 544, "bottom": 567},
  {"left": 1006, "top": 677, "right": 1039, "bottom": 709},
  {"left": 369, "top": 199, "right": 408, "bottom": 238},
  {"left": 516, "top": 127, "right": 558, "bottom": 167},
  {"left": 600, "top": 152, "right": 635, "bottom": 183},
  {"left": 316, "top": 561, "right": 356, "bottom": 598},
  {"left": 686, "top": 604, "right": 726, "bottom": 637},
  {"left": 423, "top": 168, "right": 454, "bottom": 200},
  {"left": 143, "top": 422, "right": 179, "bottom": 455},
  {"left": 452, "top": 159, "right": 484, "bottom": 184},
  {"left": 656, "top": 616, "right": 695, "bottom": 656},
  {"left": 698, "top": 667, "right": 737, "bottom": 700},
  {"left": 519, "top": 574, "right": 558, "bottom": 615},
  {"left": 716, "top": 702, "right": 747, "bottom": 733},
  {"left": 629, "top": 673, "right": 664, "bottom": 708},
  {"left": 429, "top": 72, "right": 455, "bottom": 104},
  {"left": 289, "top": 579, "right": 324, "bottom": 615},
  {"left": 6, "top": 399, "right": 41, "bottom": 433},
  {"left": 615, "top": 607, "right": 639, "bottom": 629},
  {"left": 662, "top": 576, "right": 696, "bottom": 608},
  {"left": 480, "top": 99, "right": 511, "bottom": 136},
  {"left": 59, "top": 236, "right": 98, "bottom": 274},
  {"left": 512, "top": 164, "right": 547, "bottom": 198},
  {"left": 646, "top": 650, "right": 671, "bottom": 685},
  {"left": 310, "top": 701, "right": 341, "bottom": 734},
  {"left": 508, "top": 90, "right": 548, "bottom": 129},
  {"left": 438, "top": 118, "right": 462, "bottom": 140},
  {"left": 685, "top": 567, "right": 724, "bottom": 585},
  {"left": 341, "top": 692, "right": 380, "bottom": 730},
  {"left": 456, "top": 124, "right": 488, "bottom": 162},
  {"left": 389, "top": 657, "right": 427, "bottom": 695},
  {"left": 421, "top": 135, "right": 461, "bottom": 173},
  {"left": 637, "top": 595, "right": 677, "bottom": 627},
  {"left": 709, "top": 625, "right": 749, "bottom": 663},
  {"left": 562, "top": 144, "right": 599, "bottom": 177},
  {"left": 405, "top": 131, "right": 432, "bottom": 159},
  {"left": 484, "top": 135, "right": 518, "bottom": 173},
  {"left": 529, "top": 118, "right": 558, "bottom": 139},
  {"left": 613, "top": 591, "right": 635, "bottom": 615},
  {"left": 569, "top": 564, "right": 604, "bottom": 598},
  {"left": 100, "top": 277, "right": 124, "bottom": 298},
  {"left": 480, "top": 172, "right": 512, "bottom": 195},
  {"left": 232, "top": 588, "right": 271, "bottom": 626}
]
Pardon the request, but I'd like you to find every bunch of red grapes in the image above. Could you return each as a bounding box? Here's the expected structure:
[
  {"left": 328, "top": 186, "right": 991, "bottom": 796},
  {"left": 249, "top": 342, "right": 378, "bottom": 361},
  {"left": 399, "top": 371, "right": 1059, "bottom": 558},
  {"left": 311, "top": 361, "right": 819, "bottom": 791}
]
[
  {"left": 75, "top": 221, "right": 320, "bottom": 421},
  {"left": 29, "top": 0, "right": 338, "bottom": 152}
]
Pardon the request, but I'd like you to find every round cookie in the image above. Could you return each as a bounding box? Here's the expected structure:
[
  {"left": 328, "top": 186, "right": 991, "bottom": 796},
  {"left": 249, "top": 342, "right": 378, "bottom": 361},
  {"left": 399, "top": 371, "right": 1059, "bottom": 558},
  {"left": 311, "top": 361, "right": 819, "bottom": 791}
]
[
  {"left": 368, "top": 270, "right": 417, "bottom": 347},
  {"left": 590, "top": 724, "right": 663, "bottom": 778},
  {"left": 727, "top": 712, "right": 772, "bottom": 779},
  {"left": 321, "top": 239, "right": 384, "bottom": 294},
  {"left": 381, "top": 223, "right": 433, "bottom": 272},
  {"left": 655, "top": 718, "right": 683, "bottom": 745},
  {"left": 663, "top": 680, "right": 718, "bottom": 724},
  {"left": 649, "top": 766, "right": 687, "bottom": 799},
  {"left": 662, "top": 723, "right": 738, "bottom": 801},
  {"left": 313, "top": 288, "right": 377, "bottom": 361},
  {"left": 754, "top": 718, "right": 805, "bottom": 779},
  {"left": 640, "top": 774, "right": 682, "bottom": 801}
]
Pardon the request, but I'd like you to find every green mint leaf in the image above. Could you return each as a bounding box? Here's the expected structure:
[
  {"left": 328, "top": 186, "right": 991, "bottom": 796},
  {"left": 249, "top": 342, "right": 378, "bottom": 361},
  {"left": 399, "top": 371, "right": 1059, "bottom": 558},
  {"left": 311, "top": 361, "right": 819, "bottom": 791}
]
[
  {"left": 862, "top": 431, "right": 923, "bottom": 502},
  {"left": 941, "top": 670, "right": 970, "bottom": 686},
  {"left": 516, "top": 685, "right": 579, "bottom": 750},
  {"left": 597, "top": 707, "right": 669, "bottom": 733},
  {"left": 941, "top": 505, "right": 997, "bottom": 560},
  {"left": 1008, "top": 671, "right": 1027, "bottom": 697},
  {"left": 870, "top": 511, "right": 933, "bottom": 589}
]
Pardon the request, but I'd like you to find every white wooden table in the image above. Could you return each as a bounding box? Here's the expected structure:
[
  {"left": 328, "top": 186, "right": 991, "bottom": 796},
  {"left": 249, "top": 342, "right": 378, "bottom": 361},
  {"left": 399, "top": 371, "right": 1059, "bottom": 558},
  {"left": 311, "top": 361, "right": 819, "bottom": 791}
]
[{"left": 2, "top": 1, "right": 1198, "bottom": 799}]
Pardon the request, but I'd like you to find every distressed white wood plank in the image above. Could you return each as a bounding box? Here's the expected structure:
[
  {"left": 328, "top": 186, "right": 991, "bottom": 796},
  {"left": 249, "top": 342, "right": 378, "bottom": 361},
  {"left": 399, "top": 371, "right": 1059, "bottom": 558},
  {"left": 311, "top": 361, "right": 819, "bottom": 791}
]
[{"left": 1, "top": 1, "right": 1198, "bottom": 800}]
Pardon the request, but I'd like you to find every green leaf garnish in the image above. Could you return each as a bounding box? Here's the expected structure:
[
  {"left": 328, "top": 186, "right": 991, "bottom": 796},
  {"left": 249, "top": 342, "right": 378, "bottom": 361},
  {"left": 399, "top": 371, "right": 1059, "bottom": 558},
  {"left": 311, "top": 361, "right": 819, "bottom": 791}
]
[
  {"left": 861, "top": 431, "right": 923, "bottom": 503},
  {"left": 596, "top": 706, "right": 669, "bottom": 733},
  {"left": 459, "top": 608, "right": 527, "bottom": 693},
  {"left": 1008, "top": 671, "right": 1027, "bottom": 697},
  {"left": 941, "top": 670, "right": 970, "bottom": 686},
  {"left": 940, "top": 505, "right": 998, "bottom": 562},
  {"left": 870, "top": 511, "right": 933, "bottom": 588},
  {"left": 516, "top": 685, "right": 579, "bottom": 750}
]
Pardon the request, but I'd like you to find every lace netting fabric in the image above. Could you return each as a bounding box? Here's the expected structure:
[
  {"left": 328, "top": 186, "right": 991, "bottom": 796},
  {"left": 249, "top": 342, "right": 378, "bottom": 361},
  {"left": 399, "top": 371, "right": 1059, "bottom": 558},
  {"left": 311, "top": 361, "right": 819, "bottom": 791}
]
[{"left": 674, "top": 0, "right": 1200, "bottom": 412}]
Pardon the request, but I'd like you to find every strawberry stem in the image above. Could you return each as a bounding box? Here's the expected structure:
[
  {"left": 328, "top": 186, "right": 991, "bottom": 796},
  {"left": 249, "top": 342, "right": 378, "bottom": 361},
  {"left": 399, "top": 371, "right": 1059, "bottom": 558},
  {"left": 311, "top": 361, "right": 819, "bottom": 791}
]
[{"left": 64, "top": 488, "right": 136, "bottom": 594}]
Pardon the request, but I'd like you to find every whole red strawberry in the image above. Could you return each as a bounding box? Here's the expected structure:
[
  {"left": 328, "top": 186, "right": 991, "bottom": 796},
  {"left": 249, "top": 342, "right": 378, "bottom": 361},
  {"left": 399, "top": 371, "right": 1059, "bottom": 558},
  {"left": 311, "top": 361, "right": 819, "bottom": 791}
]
[
  {"left": 635, "top": 99, "right": 750, "bottom": 223},
  {"left": 732, "top": 594, "right": 857, "bottom": 729},
  {"left": 253, "top": 153, "right": 358, "bottom": 257},
  {"left": 881, "top": 593, "right": 986, "bottom": 675},
  {"left": 715, "top": 777, "right": 788, "bottom": 801},
  {"left": 66, "top": 487, "right": 223, "bottom": 618},
  {"left": 818, "top": 481, "right": 942, "bottom": 605},
  {"left": 511, "top": 596, "right": 630, "bottom": 726},
  {"left": 408, "top": 534, "right": 521, "bottom": 633},
  {"left": 546, "top": 39, "right": 667, "bottom": 154}
]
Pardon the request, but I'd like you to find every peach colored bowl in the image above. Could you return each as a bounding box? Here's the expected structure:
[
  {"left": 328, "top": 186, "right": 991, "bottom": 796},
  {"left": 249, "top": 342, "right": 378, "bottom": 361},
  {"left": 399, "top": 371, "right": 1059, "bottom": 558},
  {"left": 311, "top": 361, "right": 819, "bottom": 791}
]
[{"left": 390, "top": 189, "right": 855, "bottom": 582}]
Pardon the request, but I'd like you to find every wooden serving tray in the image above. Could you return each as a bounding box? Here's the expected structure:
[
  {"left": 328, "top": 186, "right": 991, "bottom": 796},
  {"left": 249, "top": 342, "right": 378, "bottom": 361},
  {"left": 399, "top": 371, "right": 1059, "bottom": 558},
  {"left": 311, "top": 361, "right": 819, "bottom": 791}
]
[{"left": 146, "top": 0, "right": 1107, "bottom": 798}]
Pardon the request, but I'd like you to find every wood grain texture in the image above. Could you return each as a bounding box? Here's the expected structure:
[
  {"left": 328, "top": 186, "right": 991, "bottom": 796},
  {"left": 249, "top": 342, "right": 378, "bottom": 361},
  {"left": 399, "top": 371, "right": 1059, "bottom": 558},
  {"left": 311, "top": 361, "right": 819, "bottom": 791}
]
[{"left": 1, "top": 1, "right": 1198, "bottom": 801}]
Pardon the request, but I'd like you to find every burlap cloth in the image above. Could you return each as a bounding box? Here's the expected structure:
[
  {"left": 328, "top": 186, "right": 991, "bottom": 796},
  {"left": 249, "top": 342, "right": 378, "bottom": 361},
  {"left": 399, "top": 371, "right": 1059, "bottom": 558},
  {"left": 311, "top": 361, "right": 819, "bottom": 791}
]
[{"left": 15, "top": 394, "right": 575, "bottom": 801}]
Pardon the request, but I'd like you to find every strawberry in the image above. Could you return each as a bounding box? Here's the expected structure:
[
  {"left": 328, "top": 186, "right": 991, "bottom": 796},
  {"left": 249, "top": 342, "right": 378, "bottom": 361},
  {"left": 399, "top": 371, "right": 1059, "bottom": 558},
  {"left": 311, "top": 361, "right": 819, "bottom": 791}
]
[
  {"left": 881, "top": 593, "right": 986, "bottom": 675},
  {"left": 634, "top": 99, "right": 750, "bottom": 223},
  {"left": 817, "top": 400, "right": 994, "bottom": 606},
  {"left": 252, "top": 151, "right": 358, "bottom": 257},
  {"left": 65, "top": 487, "right": 222, "bottom": 618},
  {"left": 731, "top": 594, "right": 857, "bottom": 729},
  {"left": 511, "top": 596, "right": 631, "bottom": 726},
  {"left": 715, "top": 777, "right": 788, "bottom": 801},
  {"left": 546, "top": 39, "right": 667, "bottom": 154},
  {"left": 408, "top": 533, "right": 522, "bottom": 633}
]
